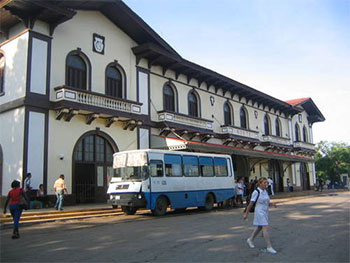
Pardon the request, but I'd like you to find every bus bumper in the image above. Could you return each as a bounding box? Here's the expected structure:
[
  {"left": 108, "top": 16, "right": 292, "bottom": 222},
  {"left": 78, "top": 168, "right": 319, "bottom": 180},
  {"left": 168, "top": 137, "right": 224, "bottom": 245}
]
[{"left": 108, "top": 193, "right": 147, "bottom": 208}]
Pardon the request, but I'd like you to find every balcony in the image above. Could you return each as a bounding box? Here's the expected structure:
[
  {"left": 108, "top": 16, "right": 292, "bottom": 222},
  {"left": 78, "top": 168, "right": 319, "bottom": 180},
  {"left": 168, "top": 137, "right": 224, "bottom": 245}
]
[
  {"left": 221, "top": 125, "right": 259, "bottom": 141},
  {"left": 157, "top": 111, "right": 213, "bottom": 131},
  {"left": 293, "top": 141, "right": 316, "bottom": 152},
  {"left": 54, "top": 86, "right": 142, "bottom": 115},
  {"left": 262, "top": 135, "right": 291, "bottom": 146}
]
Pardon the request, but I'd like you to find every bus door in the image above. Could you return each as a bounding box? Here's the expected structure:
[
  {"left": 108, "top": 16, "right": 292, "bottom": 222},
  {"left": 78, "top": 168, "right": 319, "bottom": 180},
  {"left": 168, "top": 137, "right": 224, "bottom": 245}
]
[{"left": 148, "top": 160, "right": 164, "bottom": 208}]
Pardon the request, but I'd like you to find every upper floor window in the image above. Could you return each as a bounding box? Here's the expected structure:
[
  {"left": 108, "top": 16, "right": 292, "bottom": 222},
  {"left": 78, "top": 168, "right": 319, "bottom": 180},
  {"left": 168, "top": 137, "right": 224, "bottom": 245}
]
[
  {"left": 275, "top": 118, "right": 281, "bottom": 137},
  {"left": 163, "top": 83, "right": 176, "bottom": 112},
  {"left": 66, "top": 54, "right": 87, "bottom": 90},
  {"left": 264, "top": 114, "right": 270, "bottom": 135},
  {"left": 0, "top": 51, "right": 5, "bottom": 95},
  {"left": 295, "top": 123, "right": 300, "bottom": 141},
  {"left": 303, "top": 125, "right": 308, "bottom": 142},
  {"left": 188, "top": 90, "right": 200, "bottom": 117},
  {"left": 224, "top": 102, "right": 233, "bottom": 126},
  {"left": 240, "top": 106, "right": 248, "bottom": 129},
  {"left": 106, "top": 65, "right": 123, "bottom": 98}
]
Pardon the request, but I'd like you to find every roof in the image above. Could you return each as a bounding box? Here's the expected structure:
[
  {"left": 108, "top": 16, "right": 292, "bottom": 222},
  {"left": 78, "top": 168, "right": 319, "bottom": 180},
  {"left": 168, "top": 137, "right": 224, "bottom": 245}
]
[
  {"left": 285, "top": 98, "right": 310, "bottom": 107},
  {"left": 285, "top": 98, "right": 325, "bottom": 123}
]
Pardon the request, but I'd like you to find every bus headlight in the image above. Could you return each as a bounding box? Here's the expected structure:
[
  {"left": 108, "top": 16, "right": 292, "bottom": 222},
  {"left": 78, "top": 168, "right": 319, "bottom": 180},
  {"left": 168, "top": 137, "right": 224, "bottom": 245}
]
[{"left": 137, "top": 194, "right": 143, "bottom": 200}]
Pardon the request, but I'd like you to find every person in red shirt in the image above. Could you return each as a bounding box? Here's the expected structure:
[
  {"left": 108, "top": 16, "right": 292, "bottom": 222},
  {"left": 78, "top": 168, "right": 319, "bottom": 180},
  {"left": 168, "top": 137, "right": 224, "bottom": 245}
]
[{"left": 3, "top": 180, "right": 28, "bottom": 239}]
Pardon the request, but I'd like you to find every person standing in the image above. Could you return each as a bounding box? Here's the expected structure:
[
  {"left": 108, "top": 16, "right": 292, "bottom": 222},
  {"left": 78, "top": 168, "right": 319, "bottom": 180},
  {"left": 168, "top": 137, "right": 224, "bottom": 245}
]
[
  {"left": 243, "top": 177, "right": 278, "bottom": 254},
  {"left": 53, "top": 174, "right": 67, "bottom": 211},
  {"left": 235, "top": 179, "right": 244, "bottom": 207},
  {"left": 24, "top": 172, "right": 32, "bottom": 204},
  {"left": 3, "top": 180, "right": 29, "bottom": 239},
  {"left": 268, "top": 177, "right": 274, "bottom": 195}
]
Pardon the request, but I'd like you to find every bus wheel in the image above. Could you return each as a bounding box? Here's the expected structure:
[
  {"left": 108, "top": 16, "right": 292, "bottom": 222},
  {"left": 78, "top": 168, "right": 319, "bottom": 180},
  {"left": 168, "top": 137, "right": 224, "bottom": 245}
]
[
  {"left": 152, "top": 196, "right": 168, "bottom": 216},
  {"left": 204, "top": 194, "right": 214, "bottom": 211},
  {"left": 112, "top": 205, "right": 118, "bottom": 209},
  {"left": 121, "top": 206, "right": 137, "bottom": 215}
]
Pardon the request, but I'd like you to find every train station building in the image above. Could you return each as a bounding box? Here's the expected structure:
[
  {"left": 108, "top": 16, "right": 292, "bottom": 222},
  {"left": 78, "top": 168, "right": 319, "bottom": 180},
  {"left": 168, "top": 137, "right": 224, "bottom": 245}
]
[{"left": 0, "top": 0, "right": 325, "bottom": 204}]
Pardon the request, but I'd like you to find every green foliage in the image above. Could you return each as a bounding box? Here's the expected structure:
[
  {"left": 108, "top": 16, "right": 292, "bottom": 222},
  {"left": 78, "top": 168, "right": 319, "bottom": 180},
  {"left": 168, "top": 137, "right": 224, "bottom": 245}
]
[{"left": 315, "top": 141, "right": 350, "bottom": 183}]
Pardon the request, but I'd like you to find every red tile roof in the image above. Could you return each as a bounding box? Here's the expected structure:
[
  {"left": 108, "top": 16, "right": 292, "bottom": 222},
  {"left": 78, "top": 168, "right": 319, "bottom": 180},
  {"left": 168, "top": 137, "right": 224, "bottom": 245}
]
[{"left": 285, "top": 97, "right": 310, "bottom": 106}]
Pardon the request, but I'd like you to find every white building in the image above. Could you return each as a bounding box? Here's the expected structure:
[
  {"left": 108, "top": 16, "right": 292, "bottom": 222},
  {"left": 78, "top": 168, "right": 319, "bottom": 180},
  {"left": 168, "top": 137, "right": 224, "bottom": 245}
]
[{"left": 0, "top": 0, "right": 325, "bottom": 205}]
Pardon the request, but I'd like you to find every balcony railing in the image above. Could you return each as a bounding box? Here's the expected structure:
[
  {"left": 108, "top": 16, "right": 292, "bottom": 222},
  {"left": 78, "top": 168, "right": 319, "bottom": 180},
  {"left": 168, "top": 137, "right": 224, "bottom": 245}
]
[
  {"left": 157, "top": 111, "right": 213, "bottom": 130},
  {"left": 262, "top": 135, "right": 291, "bottom": 146},
  {"left": 221, "top": 126, "right": 259, "bottom": 140},
  {"left": 54, "top": 86, "right": 142, "bottom": 114},
  {"left": 293, "top": 141, "right": 315, "bottom": 151}
]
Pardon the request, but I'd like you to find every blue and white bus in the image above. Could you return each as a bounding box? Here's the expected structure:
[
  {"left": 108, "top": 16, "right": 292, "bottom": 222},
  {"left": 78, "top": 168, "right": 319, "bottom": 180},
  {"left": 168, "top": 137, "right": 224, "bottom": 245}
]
[{"left": 107, "top": 149, "right": 235, "bottom": 216}]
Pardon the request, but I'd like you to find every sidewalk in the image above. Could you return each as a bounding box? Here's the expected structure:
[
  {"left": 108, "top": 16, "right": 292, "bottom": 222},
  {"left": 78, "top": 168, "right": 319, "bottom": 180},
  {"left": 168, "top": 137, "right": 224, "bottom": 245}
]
[{"left": 1, "top": 188, "right": 347, "bottom": 228}]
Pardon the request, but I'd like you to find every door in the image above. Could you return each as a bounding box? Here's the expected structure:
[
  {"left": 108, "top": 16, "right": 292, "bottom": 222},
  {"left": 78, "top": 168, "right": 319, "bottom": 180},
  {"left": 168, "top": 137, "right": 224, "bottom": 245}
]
[{"left": 75, "top": 163, "right": 95, "bottom": 203}]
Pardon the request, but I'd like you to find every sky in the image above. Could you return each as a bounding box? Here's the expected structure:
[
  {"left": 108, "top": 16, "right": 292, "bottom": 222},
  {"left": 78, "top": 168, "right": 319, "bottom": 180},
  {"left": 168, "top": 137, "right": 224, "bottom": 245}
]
[{"left": 124, "top": 0, "right": 350, "bottom": 144}]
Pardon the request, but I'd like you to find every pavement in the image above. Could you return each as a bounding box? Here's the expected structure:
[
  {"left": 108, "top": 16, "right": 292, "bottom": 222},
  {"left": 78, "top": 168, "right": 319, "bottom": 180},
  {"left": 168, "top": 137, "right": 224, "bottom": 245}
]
[{"left": 1, "top": 188, "right": 348, "bottom": 227}]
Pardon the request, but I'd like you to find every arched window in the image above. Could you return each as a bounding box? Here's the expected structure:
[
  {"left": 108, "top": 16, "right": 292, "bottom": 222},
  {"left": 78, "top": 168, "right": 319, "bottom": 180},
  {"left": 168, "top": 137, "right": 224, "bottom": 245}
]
[
  {"left": 275, "top": 118, "right": 281, "bottom": 137},
  {"left": 303, "top": 126, "right": 308, "bottom": 142},
  {"left": 295, "top": 123, "right": 300, "bottom": 141},
  {"left": 0, "top": 51, "right": 5, "bottom": 95},
  {"left": 224, "top": 102, "right": 233, "bottom": 126},
  {"left": 240, "top": 106, "right": 248, "bottom": 129},
  {"left": 264, "top": 114, "right": 270, "bottom": 135},
  {"left": 188, "top": 90, "right": 200, "bottom": 117},
  {"left": 163, "top": 83, "right": 176, "bottom": 112},
  {"left": 66, "top": 54, "right": 87, "bottom": 90},
  {"left": 106, "top": 65, "right": 123, "bottom": 98}
]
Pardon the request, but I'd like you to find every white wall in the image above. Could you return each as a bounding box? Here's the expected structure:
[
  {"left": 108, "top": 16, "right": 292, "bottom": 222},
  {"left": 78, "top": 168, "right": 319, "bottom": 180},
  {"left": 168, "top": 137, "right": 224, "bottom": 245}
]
[
  {"left": 0, "top": 107, "right": 25, "bottom": 195},
  {"left": 50, "top": 11, "right": 138, "bottom": 101},
  {"left": 27, "top": 111, "right": 45, "bottom": 189},
  {"left": 30, "top": 38, "right": 48, "bottom": 95},
  {"left": 0, "top": 32, "right": 29, "bottom": 105}
]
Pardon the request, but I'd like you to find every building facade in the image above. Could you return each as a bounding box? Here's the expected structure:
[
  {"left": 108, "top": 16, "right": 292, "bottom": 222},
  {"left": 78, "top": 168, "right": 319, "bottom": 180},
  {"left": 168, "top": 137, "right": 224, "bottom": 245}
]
[{"left": 0, "top": 1, "right": 325, "bottom": 205}]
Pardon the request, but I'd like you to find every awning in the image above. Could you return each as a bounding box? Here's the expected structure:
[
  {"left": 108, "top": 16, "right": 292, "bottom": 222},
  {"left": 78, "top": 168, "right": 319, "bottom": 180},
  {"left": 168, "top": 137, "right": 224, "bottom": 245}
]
[{"left": 151, "top": 135, "right": 314, "bottom": 163}]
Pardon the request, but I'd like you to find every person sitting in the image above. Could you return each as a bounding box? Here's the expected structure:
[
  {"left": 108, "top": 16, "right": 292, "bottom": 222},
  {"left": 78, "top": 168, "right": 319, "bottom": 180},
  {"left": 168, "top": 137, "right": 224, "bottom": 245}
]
[{"left": 36, "top": 184, "right": 50, "bottom": 208}]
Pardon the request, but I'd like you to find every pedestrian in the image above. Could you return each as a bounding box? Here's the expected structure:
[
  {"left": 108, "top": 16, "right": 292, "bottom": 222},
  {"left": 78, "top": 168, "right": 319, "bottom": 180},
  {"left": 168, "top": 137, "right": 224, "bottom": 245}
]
[
  {"left": 267, "top": 177, "right": 274, "bottom": 195},
  {"left": 286, "top": 178, "right": 290, "bottom": 192},
  {"left": 53, "top": 174, "right": 67, "bottom": 211},
  {"left": 318, "top": 179, "right": 323, "bottom": 192},
  {"left": 3, "top": 180, "right": 29, "bottom": 239},
  {"left": 36, "top": 184, "right": 50, "bottom": 208},
  {"left": 235, "top": 179, "right": 244, "bottom": 207},
  {"left": 243, "top": 177, "right": 278, "bottom": 254},
  {"left": 24, "top": 172, "right": 32, "bottom": 203}
]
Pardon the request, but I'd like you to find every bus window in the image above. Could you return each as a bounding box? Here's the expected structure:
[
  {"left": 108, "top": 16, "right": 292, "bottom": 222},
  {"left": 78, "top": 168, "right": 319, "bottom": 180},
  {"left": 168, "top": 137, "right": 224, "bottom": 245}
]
[
  {"left": 150, "top": 161, "right": 163, "bottom": 177},
  {"left": 183, "top": 156, "right": 199, "bottom": 177},
  {"left": 214, "top": 157, "right": 228, "bottom": 177},
  {"left": 199, "top": 157, "right": 214, "bottom": 177},
  {"left": 164, "top": 154, "right": 182, "bottom": 177}
]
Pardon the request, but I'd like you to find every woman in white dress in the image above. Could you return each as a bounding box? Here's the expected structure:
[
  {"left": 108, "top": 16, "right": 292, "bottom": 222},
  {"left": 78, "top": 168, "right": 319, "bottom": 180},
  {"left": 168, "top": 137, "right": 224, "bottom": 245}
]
[{"left": 243, "top": 177, "right": 278, "bottom": 254}]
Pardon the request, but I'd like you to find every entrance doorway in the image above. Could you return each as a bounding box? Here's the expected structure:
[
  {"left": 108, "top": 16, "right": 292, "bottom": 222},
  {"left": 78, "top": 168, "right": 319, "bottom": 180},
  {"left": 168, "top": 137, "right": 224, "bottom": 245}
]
[
  {"left": 268, "top": 160, "right": 284, "bottom": 193},
  {"left": 73, "top": 132, "right": 117, "bottom": 203},
  {"left": 232, "top": 155, "right": 249, "bottom": 181},
  {"left": 300, "top": 162, "right": 310, "bottom": 190}
]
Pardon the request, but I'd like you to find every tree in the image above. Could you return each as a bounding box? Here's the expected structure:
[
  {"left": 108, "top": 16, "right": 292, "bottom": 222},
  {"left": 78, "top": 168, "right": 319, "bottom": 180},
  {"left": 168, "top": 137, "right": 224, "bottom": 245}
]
[{"left": 315, "top": 141, "right": 350, "bottom": 184}]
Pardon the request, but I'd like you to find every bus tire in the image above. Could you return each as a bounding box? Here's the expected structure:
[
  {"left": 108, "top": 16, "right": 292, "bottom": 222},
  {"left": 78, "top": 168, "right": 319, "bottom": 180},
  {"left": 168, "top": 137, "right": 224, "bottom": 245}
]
[
  {"left": 152, "top": 196, "right": 168, "bottom": 216},
  {"left": 204, "top": 193, "right": 214, "bottom": 211},
  {"left": 121, "top": 206, "right": 137, "bottom": 215},
  {"left": 112, "top": 205, "right": 118, "bottom": 209}
]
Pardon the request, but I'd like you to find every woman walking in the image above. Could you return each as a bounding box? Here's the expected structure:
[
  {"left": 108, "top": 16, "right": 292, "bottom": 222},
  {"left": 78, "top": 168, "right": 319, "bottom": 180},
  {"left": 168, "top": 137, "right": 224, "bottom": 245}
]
[
  {"left": 243, "top": 177, "right": 278, "bottom": 254},
  {"left": 3, "top": 180, "right": 28, "bottom": 239}
]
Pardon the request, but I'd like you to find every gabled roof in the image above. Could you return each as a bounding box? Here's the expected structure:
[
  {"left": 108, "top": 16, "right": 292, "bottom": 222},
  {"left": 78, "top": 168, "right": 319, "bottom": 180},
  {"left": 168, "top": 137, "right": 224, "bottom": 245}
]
[{"left": 285, "top": 98, "right": 325, "bottom": 123}]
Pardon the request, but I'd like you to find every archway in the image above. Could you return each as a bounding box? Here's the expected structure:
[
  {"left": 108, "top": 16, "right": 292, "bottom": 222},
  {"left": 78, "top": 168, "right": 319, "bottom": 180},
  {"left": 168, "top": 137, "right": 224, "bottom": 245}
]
[
  {"left": 268, "top": 160, "right": 284, "bottom": 193},
  {"left": 232, "top": 155, "right": 249, "bottom": 181},
  {"left": 300, "top": 162, "right": 310, "bottom": 190},
  {"left": 72, "top": 131, "right": 118, "bottom": 203}
]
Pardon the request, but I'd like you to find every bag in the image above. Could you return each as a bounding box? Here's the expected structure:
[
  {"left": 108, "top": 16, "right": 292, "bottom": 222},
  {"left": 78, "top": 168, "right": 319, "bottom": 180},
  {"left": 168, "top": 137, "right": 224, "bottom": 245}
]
[
  {"left": 19, "top": 188, "right": 28, "bottom": 210},
  {"left": 244, "top": 189, "right": 260, "bottom": 213}
]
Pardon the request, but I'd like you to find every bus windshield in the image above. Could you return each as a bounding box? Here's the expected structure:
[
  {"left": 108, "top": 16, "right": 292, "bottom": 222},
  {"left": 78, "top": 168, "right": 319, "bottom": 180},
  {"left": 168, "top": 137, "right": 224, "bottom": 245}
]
[{"left": 114, "top": 166, "right": 149, "bottom": 180}]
